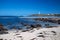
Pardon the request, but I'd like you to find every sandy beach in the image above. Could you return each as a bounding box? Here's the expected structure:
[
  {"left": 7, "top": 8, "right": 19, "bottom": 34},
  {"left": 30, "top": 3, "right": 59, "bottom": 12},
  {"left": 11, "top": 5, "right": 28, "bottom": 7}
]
[{"left": 0, "top": 26, "right": 60, "bottom": 40}]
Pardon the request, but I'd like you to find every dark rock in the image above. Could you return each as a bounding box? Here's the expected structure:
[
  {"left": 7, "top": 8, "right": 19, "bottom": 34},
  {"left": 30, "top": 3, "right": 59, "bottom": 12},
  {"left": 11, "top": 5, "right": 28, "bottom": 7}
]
[
  {"left": 39, "top": 33, "right": 43, "bottom": 34},
  {"left": 0, "top": 24, "right": 7, "bottom": 31},
  {"left": 31, "top": 25, "right": 35, "bottom": 28},
  {"left": 0, "top": 39, "right": 3, "bottom": 40},
  {"left": 22, "top": 30, "right": 27, "bottom": 32},
  {"left": 37, "top": 35, "right": 45, "bottom": 38},
  {"left": 58, "top": 20, "right": 60, "bottom": 24},
  {"left": 51, "top": 31, "right": 56, "bottom": 35},
  {"left": 0, "top": 24, "right": 8, "bottom": 34},
  {"left": 30, "top": 38, "right": 36, "bottom": 40},
  {"left": 0, "top": 31, "right": 8, "bottom": 34},
  {"left": 36, "top": 24, "right": 42, "bottom": 27}
]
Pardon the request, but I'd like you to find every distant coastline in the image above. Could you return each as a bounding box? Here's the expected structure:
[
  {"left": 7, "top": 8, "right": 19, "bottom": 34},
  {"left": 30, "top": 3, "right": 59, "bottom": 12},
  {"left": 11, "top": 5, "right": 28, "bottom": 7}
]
[{"left": 0, "top": 14, "right": 60, "bottom": 17}]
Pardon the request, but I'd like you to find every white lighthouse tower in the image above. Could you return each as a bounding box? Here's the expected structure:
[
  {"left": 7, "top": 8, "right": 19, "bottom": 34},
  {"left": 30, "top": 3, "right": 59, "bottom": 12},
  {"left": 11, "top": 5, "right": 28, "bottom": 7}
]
[{"left": 38, "top": 11, "right": 40, "bottom": 14}]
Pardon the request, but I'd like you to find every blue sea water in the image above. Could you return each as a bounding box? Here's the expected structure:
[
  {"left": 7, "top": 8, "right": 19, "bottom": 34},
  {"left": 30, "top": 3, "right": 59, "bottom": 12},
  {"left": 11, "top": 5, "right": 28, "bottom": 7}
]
[{"left": 0, "top": 16, "right": 60, "bottom": 30}]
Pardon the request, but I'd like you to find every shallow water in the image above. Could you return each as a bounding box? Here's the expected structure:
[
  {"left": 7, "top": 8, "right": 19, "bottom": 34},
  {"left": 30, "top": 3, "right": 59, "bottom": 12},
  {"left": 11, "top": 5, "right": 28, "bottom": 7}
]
[{"left": 0, "top": 16, "right": 60, "bottom": 29}]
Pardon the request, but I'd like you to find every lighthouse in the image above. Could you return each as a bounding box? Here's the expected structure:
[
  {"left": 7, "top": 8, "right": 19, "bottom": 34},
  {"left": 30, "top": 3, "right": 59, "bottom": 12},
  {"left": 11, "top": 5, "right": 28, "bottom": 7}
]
[{"left": 38, "top": 11, "right": 40, "bottom": 14}]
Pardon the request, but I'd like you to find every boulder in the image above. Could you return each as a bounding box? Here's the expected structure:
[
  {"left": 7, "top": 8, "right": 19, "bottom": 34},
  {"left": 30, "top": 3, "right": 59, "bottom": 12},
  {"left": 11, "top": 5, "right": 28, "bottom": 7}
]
[{"left": 0, "top": 24, "right": 7, "bottom": 31}]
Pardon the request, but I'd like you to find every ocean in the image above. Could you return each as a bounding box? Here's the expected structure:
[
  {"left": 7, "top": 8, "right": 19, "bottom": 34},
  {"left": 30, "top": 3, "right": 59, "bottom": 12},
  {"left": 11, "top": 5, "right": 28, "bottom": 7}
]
[{"left": 0, "top": 16, "right": 60, "bottom": 30}]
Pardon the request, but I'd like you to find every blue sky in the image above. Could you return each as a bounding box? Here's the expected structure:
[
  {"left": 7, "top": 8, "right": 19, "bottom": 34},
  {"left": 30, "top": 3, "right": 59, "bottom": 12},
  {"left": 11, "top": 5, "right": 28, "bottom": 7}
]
[{"left": 0, "top": 0, "right": 60, "bottom": 16}]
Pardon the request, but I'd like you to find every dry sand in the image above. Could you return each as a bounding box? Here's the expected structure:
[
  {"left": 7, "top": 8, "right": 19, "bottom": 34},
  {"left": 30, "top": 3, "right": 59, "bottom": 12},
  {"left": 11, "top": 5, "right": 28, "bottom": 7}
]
[{"left": 0, "top": 27, "right": 60, "bottom": 40}]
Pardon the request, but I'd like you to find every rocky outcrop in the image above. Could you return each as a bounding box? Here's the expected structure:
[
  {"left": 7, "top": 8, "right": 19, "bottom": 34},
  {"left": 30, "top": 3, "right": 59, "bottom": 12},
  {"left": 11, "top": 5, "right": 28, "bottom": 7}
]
[
  {"left": 0, "top": 24, "right": 7, "bottom": 31},
  {"left": 58, "top": 20, "right": 60, "bottom": 24},
  {"left": 0, "top": 24, "right": 8, "bottom": 34},
  {"left": 30, "top": 24, "right": 42, "bottom": 30}
]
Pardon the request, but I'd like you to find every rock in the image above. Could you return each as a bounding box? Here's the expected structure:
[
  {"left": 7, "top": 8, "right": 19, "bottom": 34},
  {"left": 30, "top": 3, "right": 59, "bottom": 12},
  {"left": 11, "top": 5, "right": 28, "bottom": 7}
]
[
  {"left": 0, "top": 24, "right": 8, "bottom": 34},
  {"left": 0, "top": 39, "right": 3, "bottom": 40},
  {"left": 58, "top": 20, "right": 60, "bottom": 24},
  {"left": 51, "top": 31, "right": 56, "bottom": 35},
  {"left": 30, "top": 38, "right": 36, "bottom": 40},
  {"left": 39, "top": 33, "right": 43, "bottom": 34},
  {"left": 37, "top": 35, "right": 45, "bottom": 38},
  {"left": 36, "top": 24, "right": 42, "bottom": 27},
  {"left": 0, "top": 24, "right": 7, "bottom": 31},
  {"left": 0, "top": 31, "right": 8, "bottom": 34}
]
